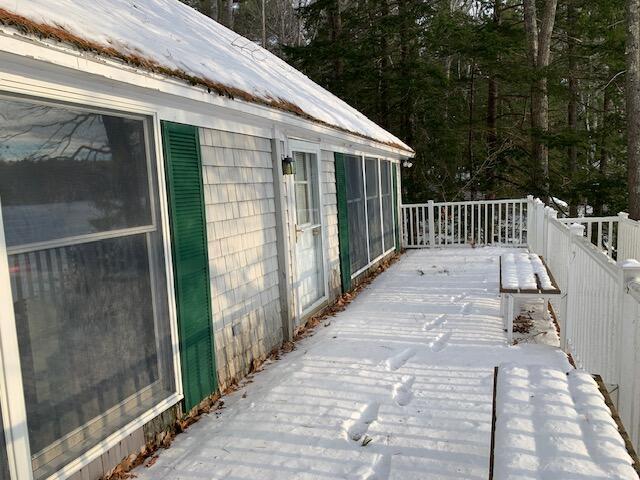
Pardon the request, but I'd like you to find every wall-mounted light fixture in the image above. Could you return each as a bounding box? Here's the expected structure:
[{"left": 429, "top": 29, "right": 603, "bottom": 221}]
[
  {"left": 282, "top": 155, "right": 295, "bottom": 175},
  {"left": 402, "top": 159, "right": 414, "bottom": 168}
]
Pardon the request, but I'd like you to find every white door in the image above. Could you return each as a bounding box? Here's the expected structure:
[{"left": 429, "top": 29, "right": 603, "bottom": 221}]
[{"left": 292, "top": 145, "right": 326, "bottom": 314}]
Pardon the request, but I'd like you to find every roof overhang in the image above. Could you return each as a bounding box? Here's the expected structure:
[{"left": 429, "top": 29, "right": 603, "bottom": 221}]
[{"left": 0, "top": 18, "right": 415, "bottom": 158}]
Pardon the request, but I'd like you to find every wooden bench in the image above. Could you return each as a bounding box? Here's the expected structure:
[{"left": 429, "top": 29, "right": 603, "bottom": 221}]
[{"left": 499, "top": 253, "right": 561, "bottom": 343}]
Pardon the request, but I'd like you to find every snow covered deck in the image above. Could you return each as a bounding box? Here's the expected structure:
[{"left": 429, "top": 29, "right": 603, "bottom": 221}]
[{"left": 134, "top": 248, "right": 638, "bottom": 480}]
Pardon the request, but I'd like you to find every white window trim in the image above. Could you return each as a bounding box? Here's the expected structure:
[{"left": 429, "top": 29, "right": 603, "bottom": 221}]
[{"left": 0, "top": 95, "right": 184, "bottom": 480}]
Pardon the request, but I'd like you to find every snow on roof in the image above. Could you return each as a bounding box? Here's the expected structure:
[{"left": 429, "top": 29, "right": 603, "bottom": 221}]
[{"left": 0, "top": 0, "right": 413, "bottom": 153}]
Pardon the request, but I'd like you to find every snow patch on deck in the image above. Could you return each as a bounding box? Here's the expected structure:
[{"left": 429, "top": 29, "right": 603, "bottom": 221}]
[{"left": 133, "top": 248, "right": 635, "bottom": 480}]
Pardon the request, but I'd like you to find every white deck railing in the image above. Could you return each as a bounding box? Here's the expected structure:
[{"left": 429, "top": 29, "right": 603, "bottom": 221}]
[
  {"left": 558, "top": 215, "right": 619, "bottom": 258},
  {"left": 401, "top": 199, "right": 528, "bottom": 248},
  {"left": 401, "top": 195, "right": 640, "bottom": 451}
]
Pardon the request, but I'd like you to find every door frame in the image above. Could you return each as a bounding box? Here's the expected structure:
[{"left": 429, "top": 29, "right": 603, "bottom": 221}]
[{"left": 287, "top": 138, "right": 330, "bottom": 320}]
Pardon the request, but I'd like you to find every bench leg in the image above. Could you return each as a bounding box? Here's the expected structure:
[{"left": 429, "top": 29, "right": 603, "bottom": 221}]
[
  {"left": 507, "top": 294, "right": 514, "bottom": 345},
  {"left": 545, "top": 297, "right": 550, "bottom": 320}
]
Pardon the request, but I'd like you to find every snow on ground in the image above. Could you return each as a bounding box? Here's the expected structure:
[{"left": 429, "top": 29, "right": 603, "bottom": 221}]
[
  {"left": 0, "top": 0, "right": 410, "bottom": 151},
  {"left": 133, "top": 247, "right": 636, "bottom": 480},
  {"left": 512, "top": 298, "right": 560, "bottom": 347}
]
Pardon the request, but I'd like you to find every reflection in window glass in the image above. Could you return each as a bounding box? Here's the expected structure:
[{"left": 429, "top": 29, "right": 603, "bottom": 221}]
[
  {"left": 294, "top": 152, "right": 320, "bottom": 225},
  {"left": 0, "top": 97, "right": 174, "bottom": 479},
  {"left": 345, "top": 155, "right": 368, "bottom": 273},
  {"left": 366, "top": 158, "right": 383, "bottom": 260},
  {"left": 381, "top": 161, "right": 395, "bottom": 251},
  {"left": 0, "top": 99, "right": 152, "bottom": 247}
]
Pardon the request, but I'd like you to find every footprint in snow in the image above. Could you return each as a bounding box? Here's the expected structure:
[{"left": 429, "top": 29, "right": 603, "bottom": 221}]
[
  {"left": 449, "top": 292, "right": 467, "bottom": 303},
  {"left": 393, "top": 375, "right": 415, "bottom": 406},
  {"left": 359, "top": 454, "right": 391, "bottom": 480},
  {"left": 344, "top": 402, "right": 380, "bottom": 442},
  {"left": 385, "top": 348, "right": 416, "bottom": 371},
  {"left": 430, "top": 331, "right": 452, "bottom": 352},
  {"left": 423, "top": 314, "right": 447, "bottom": 331}
]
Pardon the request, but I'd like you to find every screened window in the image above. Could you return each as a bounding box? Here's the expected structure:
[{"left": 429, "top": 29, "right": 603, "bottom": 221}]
[
  {"left": 365, "top": 158, "right": 383, "bottom": 260},
  {"left": 345, "top": 155, "right": 368, "bottom": 273},
  {"left": 342, "top": 155, "right": 397, "bottom": 278},
  {"left": 0, "top": 97, "right": 175, "bottom": 479},
  {"left": 381, "top": 161, "right": 395, "bottom": 251}
]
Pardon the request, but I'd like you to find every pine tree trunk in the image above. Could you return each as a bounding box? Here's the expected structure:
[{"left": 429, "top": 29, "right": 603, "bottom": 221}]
[
  {"left": 398, "top": 0, "right": 414, "bottom": 146},
  {"left": 627, "top": 0, "right": 640, "bottom": 219},
  {"left": 378, "top": 0, "right": 390, "bottom": 129},
  {"left": 567, "top": 0, "right": 578, "bottom": 216},
  {"left": 486, "top": 0, "right": 501, "bottom": 196},
  {"left": 330, "top": 0, "right": 344, "bottom": 96},
  {"left": 531, "top": 78, "right": 550, "bottom": 197},
  {"left": 468, "top": 66, "right": 476, "bottom": 199},
  {"left": 524, "top": 0, "right": 558, "bottom": 203}
]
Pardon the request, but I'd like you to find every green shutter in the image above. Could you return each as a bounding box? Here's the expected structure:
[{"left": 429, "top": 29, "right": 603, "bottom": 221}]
[
  {"left": 162, "top": 121, "right": 217, "bottom": 411},
  {"left": 334, "top": 152, "right": 352, "bottom": 293},
  {"left": 393, "top": 163, "right": 401, "bottom": 252}
]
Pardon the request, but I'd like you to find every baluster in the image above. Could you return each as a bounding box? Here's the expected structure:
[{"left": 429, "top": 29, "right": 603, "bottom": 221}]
[
  {"left": 471, "top": 202, "right": 475, "bottom": 244},
  {"left": 484, "top": 203, "right": 488, "bottom": 245},
  {"left": 491, "top": 203, "right": 495, "bottom": 244},
  {"left": 519, "top": 201, "right": 524, "bottom": 245},
  {"left": 444, "top": 204, "right": 449, "bottom": 246},
  {"left": 498, "top": 203, "right": 502, "bottom": 244},
  {"left": 464, "top": 204, "right": 468, "bottom": 245},
  {"left": 457, "top": 204, "right": 462, "bottom": 244},
  {"left": 409, "top": 207, "right": 414, "bottom": 247}
]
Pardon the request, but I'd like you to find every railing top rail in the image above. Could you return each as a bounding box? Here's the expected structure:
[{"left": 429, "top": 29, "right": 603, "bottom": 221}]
[
  {"left": 548, "top": 216, "right": 571, "bottom": 231},
  {"left": 401, "top": 198, "right": 529, "bottom": 208},
  {"left": 558, "top": 216, "right": 620, "bottom": 224}
]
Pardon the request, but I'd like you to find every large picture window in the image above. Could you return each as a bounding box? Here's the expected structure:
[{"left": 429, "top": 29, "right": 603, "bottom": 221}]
[
  {"left": 0, "top": 97, "right": 176, "bottom": 479},
  {"left": 342, "top": 155, "right": 397, "bottom": 278}
]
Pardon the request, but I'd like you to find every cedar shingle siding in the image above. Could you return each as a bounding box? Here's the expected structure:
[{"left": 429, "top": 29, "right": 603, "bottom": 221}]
[{"left": 199, "top": 128, "right": 282, "bottom": 390}]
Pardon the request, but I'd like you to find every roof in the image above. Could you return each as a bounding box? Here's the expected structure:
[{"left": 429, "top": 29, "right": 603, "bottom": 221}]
[{"left": 0, "top": 0, "right": 413, "bottom": 154}]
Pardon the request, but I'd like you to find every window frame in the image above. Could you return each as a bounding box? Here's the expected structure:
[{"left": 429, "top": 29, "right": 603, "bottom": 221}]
[
  {"left": 347, "top": 155, "right": 398, "bottom": 280},
  {"left": 380, "top": 159, "right": 396, "bottom": 256},
  {"left": 0, "top": 93, "right": 183, "bottom": 480}
]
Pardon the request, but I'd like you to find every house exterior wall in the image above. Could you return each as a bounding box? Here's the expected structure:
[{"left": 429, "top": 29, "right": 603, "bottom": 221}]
[
  {"left": 0, "top": 50, "right": 410, "bottom": 480},
  {"left": 198, "top": 128, "right": 283, "bottom": 390},
  {"left": 321, "top": 150, "right": 341, "bottom": 301}
]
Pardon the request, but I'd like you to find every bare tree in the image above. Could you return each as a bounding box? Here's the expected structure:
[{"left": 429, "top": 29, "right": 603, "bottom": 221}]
[
  {"left": 627, "top": 0, "right": 640, "bottom": 219},
  {"left": 523, "top": 0, "right": 559, "bottom": 202}
]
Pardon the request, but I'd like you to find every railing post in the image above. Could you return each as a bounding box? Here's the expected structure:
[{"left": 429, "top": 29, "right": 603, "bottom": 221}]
[
  {"left": 543, "top": 206, "right": 553, "bottom": 259},
  {"left": 533, "top": 199, "right": 545, "bottom": 255},
  {"left": 526, "top": 195, "right": 534, "bottom": 248},
  {"left": 564, "top": 223, "right": 585, "bottom": 354},
  {"left": 427, "top": 200, "right": 436, "bottom": 247},
  {"left": 617, "top": 261, "right": 640, "bottom": 434},
  {"left": 618, "top": 212, "right": 630, "bottom": 262}
]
